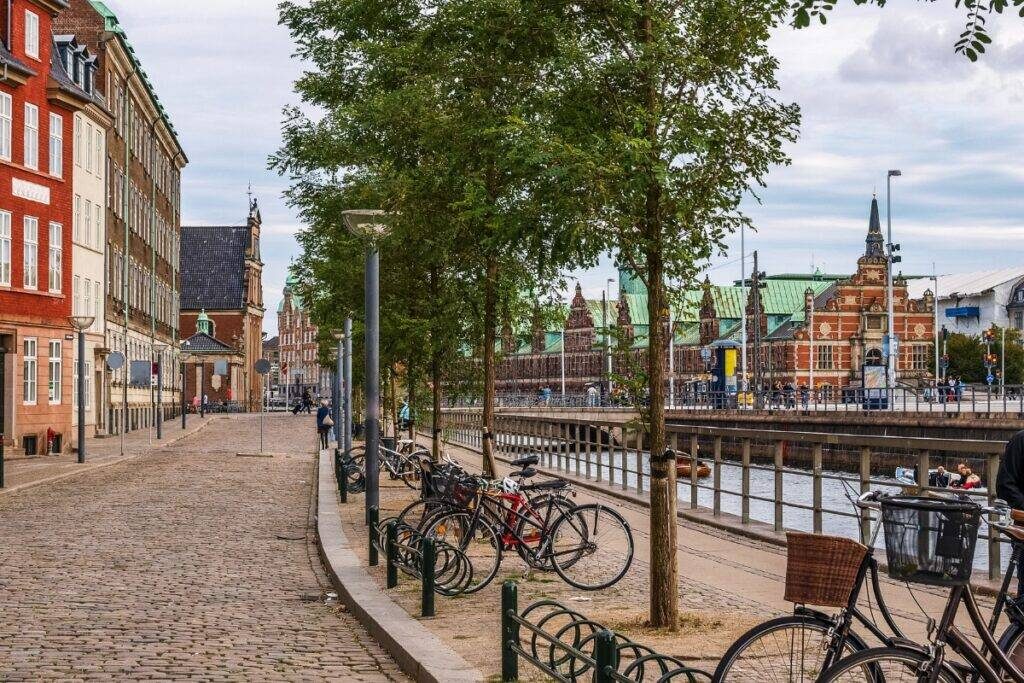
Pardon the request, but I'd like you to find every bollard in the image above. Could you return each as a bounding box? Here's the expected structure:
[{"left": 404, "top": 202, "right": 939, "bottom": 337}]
[
  {"left": 369, "top": 506, "right": 379, "bottom": 567},
  {"left": 386, "top": 520, "right": 398, "bottom": 589},
  {"left": 594, "top": 629, "right": 618, "bottom": 683},
  {"left": 421, "top": 537, "right": 436, "bottom": 617},
  {"left": 501, "top": 581, "right": 519, "bottom": 682}
]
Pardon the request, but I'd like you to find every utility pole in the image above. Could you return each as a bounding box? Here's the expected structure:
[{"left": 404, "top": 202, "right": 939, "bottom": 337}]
[
  {"left": 751, "top": 251, "right": 761, "bottom": 409},
  {"left": 602, "top": 289, "right": 609, "bottom": 401},
  {"left": 740, "top": 224, "right": 747, "bottom": 399},
  {"left": 885, "top": 169, "right": 902, "bottom": 389}
]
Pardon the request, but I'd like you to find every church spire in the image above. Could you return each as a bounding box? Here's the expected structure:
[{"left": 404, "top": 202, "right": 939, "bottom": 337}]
[{"left": 865, "top": 194, "right": 884, "bottom": 258}]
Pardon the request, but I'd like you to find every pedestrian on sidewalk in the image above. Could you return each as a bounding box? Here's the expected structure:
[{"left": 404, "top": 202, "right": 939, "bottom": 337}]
[{"left": 316, "top": 399, "right": 333, "bottom": 450}]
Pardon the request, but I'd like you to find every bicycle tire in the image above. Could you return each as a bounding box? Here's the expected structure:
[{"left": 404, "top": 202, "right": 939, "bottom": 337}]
[
  {"left": 423, "top": 510, "right": 502, "bottom": 594},
  {"left": 998, "top": 621, "right": 1024, "bottom": 676},
  {"left": 818, "top": 646, "right": 961, "bottom": 682},
  {"left": 712, "top": 614, "right": 867, "bottom": 682},
  {"left": 550, "top": 503, "right": 633, "bottom": 591}
]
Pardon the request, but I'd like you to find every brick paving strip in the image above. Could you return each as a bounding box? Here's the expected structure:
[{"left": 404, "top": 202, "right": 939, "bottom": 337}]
[{"left": 0, "top": 414, "right": 408, "bottom": 681}]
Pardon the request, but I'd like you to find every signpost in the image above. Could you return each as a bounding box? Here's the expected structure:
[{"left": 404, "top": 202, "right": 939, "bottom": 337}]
[
  {"left": 107, "top": 352, "right": 126, "bottom": 455},
  {"left": 254, "top": 359, "right": 272, "bottom": 454}
]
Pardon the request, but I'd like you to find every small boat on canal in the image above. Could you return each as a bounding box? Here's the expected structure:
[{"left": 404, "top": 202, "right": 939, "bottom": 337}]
[{"left": 676, "top": 454, "right": 711, "bottom": 479}]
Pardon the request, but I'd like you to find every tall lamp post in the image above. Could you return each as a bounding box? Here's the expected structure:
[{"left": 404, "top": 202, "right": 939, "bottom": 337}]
[
  {"left": 343, "top": 209, "right": 389, "bottom": 523},
  {"left": 331, "top": 329, "right": 344, "bottom": 447},
  {"left": 69, "top": 315, "right": 95, "bottom": 464},
  {"left": 154, "top": 342, "right": 167, "bottom": 440},
  {"left": 180, "top": 340, "right": 190, "bottom": 429},
  {"left": 929, "top": 268, "right": 940, "bottom": 383},
  {"left": 606, "top": 277, "right": 615, "bottom": 399},
  {"left": 885, "top": 169, "right": 902, "bottom": 390},
  {"left": 0, "top": 341, "right": 7, "bottom": 488},
  {"left": 343, "top": 316, "right": 353, "bottom": 457}
]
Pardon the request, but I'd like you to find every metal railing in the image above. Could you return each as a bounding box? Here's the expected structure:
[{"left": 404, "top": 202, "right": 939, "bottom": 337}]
[
  {"left": 441, "top": 410, "right": 1010, "bottom": 579},
  {"left": 448, "top": 385, "right": 1024, "bottom": 416},
  {"left": 500, "top": 581, "right": 711, "bottom": 682}
]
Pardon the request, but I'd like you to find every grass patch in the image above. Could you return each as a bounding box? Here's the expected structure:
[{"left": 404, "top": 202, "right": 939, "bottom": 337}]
[{"left": 603, "top": 611, "right": 725, "bottom": 637}]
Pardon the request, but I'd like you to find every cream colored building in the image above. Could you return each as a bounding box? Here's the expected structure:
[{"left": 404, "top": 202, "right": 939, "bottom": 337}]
[{"left": 60, "top": 34, "right": 112, "bottom": 438}]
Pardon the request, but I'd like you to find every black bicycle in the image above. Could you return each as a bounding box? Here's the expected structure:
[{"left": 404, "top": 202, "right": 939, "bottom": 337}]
[{"left": 713, "top": 491, "right": 907, "bottom": 681}]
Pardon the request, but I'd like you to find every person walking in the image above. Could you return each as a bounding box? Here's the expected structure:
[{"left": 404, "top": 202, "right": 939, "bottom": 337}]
[
  {"left": 316, "top": 399, "right": 333, "bottom": 450},
  {"left": 302, "top": 388, "right": 313, "bottom": 414}
]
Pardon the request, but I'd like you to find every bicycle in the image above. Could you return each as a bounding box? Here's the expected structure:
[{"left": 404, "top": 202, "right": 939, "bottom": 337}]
[
  {"left": 713, "top": 490, "right": 908, "bottom": 681},
  {"left": 819, "top": 493, "right": 1018, "bottom": 682},
  {"left": 347, "top": 443, "right": 426, "bottom": 490},
  {"left": 422, "top": 469, "right": 633, "bottom": 593}
]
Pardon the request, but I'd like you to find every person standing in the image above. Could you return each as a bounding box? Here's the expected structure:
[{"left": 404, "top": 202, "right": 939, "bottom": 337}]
[{"left": 316, "top": 399, "right": 333, "bottom": 450}]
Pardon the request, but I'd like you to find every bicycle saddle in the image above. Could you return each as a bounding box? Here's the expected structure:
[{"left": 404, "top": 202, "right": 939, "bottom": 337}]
[
  {"left": 511, "top": 455, "right": 539, "bottom": 468},
  {"left": 522, "top": 479, "right": 568, "bottom": 491},
  {"left": 516, "top": 467, "right": 538, "bottom": 479}
]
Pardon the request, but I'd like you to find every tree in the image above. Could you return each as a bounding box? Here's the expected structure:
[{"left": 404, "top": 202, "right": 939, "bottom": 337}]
[
  {"left": 790, "top": 0, "right": 1024, "bottom": 61},
  {"left": 553, "top": 0, "right": 800, "bottom": 628},
  {"left": 946, "top": 327, "right": 1024, "bottom": 384}
]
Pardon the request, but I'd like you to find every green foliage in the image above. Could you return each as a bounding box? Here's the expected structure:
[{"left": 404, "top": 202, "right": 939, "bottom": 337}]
[
  {"left": 790, "top": 0, "right": 1022, "bottom": 61},
  {"left": 945, "top": 326, "right": 1024, "bottom": 384}
]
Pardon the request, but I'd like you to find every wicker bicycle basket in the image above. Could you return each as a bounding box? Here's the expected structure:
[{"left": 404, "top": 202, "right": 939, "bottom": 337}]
[{"left": 784, "top": 532, "right": 870, "bottom": 608}]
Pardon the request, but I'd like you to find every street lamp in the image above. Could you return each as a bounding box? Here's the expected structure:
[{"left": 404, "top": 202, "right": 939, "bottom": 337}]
[
  {"left": 69, "top": 315, "right": 95, "bottom": 464},
  {"left": 886, "top": 169, "right": 902, "bottom": 390},
  {"left": 606, "top": 277, "right": 615, "bottom": 399},
  {"left": 343, "top": 208, "right": 390, "bottom": 523},
  {"left": 331, "top": 329, "right": 344, "bottom": 448},
  {"left": 180, "top": 339, "right": 190, "bottom": 429},
  {"left": 153, "top": 341, "right": 167, "bottom": 440}
]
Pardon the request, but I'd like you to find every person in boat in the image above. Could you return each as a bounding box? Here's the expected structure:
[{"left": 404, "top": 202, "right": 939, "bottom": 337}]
[
  {"left": 928, "top": 465, "right": 951, "bottom": 488},
  {"left": 959, "top": 468, "right": 982, "bottom": 490}
]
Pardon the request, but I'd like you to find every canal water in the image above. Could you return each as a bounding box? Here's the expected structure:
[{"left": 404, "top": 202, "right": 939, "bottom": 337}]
[{"left": 519, "top": 444, "right": 1006, "bottom": 574}]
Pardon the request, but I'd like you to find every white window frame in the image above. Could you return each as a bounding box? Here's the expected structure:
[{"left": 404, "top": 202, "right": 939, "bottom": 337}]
[
  {"left": 23, "top": 216, "right": 37, "bottom": 289},
  {"left": 48, "top": 222, "right": 61, "bottom": 293},
  {"left": 0, "top": 92, "right": 11, "bottom": 161},
  {"left": 0, "top": 210, "right": 9, "bottom": 286},
  {"left": 48, "top": 340, "right": 61, "bottom": 404},
  {"left": 74, "top": 116, "right": 81, "bottom": 167},
  {"left": 73, "top": 274, "right": 80, "bottom": 313},
  {"left": 48, "top": 113, "right": 62, "bottom": 178},
  {"left": 24, "top": 11, "right": 39, "bottom": 60},
  {"left": 23, "top": 103, "right": 38, "bottom": 170},
  {"left": 93, "top": 279, "right": 101, "bottom": 323},
  {"left": 94, "top": 204, "right": 102, "bottom": 250},
  {"left": 23, "top": 337, "right": 37, "bottom": 405},
  {"left": 83, "top": 277, "right": 91, "bottom": 319},
  {"left": 85, "top": 122, "right": 93, "bottom": 173},
  {"left": 83, "top": 199, "right": 91, "bottom": 247}
]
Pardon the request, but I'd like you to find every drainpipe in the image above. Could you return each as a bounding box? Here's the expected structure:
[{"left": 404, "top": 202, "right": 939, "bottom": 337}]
[{"left": 121, "top": 79, "right": 130, "bottom": 446}]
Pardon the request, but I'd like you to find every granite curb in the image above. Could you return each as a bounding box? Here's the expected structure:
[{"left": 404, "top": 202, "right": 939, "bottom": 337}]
[
  {"left": 0, "top": 417, "right": 219, "bottom": 498},
  {"left": 313, "top": 450, "right": 483, "bottom": 683}
]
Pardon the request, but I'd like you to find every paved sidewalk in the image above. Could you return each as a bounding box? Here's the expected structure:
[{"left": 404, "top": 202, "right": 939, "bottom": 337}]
[
  {"left": 2, "top": 414, "right": 218, "bottom": 494},
  {"left": 0, "top": 414, "right": 407, "bottom": 681}
]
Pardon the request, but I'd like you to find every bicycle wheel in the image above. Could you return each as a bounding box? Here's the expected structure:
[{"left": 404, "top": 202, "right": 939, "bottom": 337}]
[
  {"left": 819, "top": 646, "right": 960, "bottom": 682},
  {"left": 343, "top": 455, "right": 366, "bottom": 493},
  {"left": 515, "top": 494, "right": 580, "bottom": 569},
  {"left": 550, "top": 503, "right": 633, "bottom": 590},
  {"left": 998, "top": 621, "right": 1024, "bottom": 675},
  {"left": 713, "top": 614, "right": 866, "bottom": 681},
  {"left": 423, "top": 511, "right": 502, "bottom": 594}
]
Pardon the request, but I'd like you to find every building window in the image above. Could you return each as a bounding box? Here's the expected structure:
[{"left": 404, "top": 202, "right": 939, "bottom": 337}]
[
  {"left": 48, "top": 340, "right": 61, "bottom": 404},
  {"left": 24, "top": 11, "right": 39, "bottom": 60},
  {"left": 912, "top": 345, "right": 929, "bottom": 371},
  {"left": 23, "top": 217, "right": 38, "bottom": 289},
  {"left": 85, "top": 122, "right": 93, "bottom": 173},
  {"left": 0, "top": 210, "right": 9, "bottom": 286},
  {"left": 866, "top": 315, "right": 882, "bottom": 330},
  {"left": 1015, "top": 311, "right": 1023, "bottom": 331},
  {"left": 94, "top": 280, "right": 101, "bottom": 322},
  {"left": 865, "top": 348, "right": 883, "bottom": 366},
  {"left": 23, "top": 337, "right": 36, "bottom": 404},
  {"left": 0, "top": 92, "right": 11, "bottom": 161},
  {"left": 49, "top": 113, "right": 62, "bottom": 177},
  {"left": 95, "top": 129, "right": 103, "bottom": 179},
  {"left": 816, "top": 345, "right": 834, "bottom": 370},
  {"left": 84, "top": 199, "right": 92, "bottom": 246},
  {"left": 74, "top": 116, "right": 81, "bottom": 167},
  {"left": 23, "top": 103, "right": 38, "bottom": 169},
  {"left": 73, "top": 274, "right": 80, "bottom": 313},
  {"left": 48, "top": 223, "right": 61, "bottom": 292},
  {"left": 84, "top": 277, "right": 92, "bottom": 317},
  {"left": 94, "top": 203, "right": 102, "bottom": 250}
]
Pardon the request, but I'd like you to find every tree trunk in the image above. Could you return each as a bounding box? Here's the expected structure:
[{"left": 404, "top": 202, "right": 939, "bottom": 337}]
[
  {"left": 389, "top": 365, "right": 399, "bottom": 441},
  {"left": 429, "top": 265, "right": 442, "bottom": 462},
  {"left": 407, "top": 362, "right": 416, "bottom": 441},
  {"left": 481, "top": 256, "right": 499, "bottom": 477},
  {"left": 642, "top": 0, "right": 678, "bottom": 631}
]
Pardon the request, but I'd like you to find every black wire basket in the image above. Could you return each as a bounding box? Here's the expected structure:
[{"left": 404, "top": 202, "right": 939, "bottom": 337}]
[{"left": 880, "top": 495, "right": 981, "bottom": 587}]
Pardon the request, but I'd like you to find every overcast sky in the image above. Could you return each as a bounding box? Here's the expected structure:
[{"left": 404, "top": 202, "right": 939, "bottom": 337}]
[{"left": 110, "top": 1, "right": 1024, "bottom": 332}]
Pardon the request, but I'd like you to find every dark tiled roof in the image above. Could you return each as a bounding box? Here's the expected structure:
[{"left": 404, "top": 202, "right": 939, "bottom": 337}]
[
  {"left": 262, "top": 335, "right": 279, "bottom": 350},
  {"left": 183, "top": 332, "right": 235, "bottom": 354},
  {"left": 180, "top": 225, "right": 248, "bottom": 310},
  {"left": 0, "top": 43, "right": 35, "bottom": 78},
  {"left": 49, "top": 37, "right": 92, "bottom": 103}
]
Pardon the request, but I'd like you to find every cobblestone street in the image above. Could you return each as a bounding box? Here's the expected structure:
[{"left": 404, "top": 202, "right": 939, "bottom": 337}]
[{"left": 0, "top": 414, "right": 406, "bottom": 681}]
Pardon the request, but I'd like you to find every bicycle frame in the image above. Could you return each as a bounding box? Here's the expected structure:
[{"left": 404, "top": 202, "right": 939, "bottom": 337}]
[{"left": 458, "top": 487, "right": 578, "bottom": 565}]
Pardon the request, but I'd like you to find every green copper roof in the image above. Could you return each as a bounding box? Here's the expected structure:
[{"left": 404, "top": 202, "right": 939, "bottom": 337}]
[{"left": 88, "top": 1, "right": 185, "bottom": 160}]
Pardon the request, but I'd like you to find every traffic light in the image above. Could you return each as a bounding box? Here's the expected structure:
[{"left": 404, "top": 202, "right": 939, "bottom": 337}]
[
  {"left": 983, "top": 328, "right": 996, "bottom": 344},
  {"left": 941, "top": 326, "right": 949, "bottom": 341}
]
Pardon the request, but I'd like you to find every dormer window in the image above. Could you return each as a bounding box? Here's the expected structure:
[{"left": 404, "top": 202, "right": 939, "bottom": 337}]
[{"left": 24, "top": 11, "right": 39, "bottom": 60}]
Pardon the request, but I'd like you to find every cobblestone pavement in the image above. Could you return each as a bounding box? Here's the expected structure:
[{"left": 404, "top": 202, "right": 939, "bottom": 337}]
[{"left": 0, "top": 414, "right": 407, "bottom": 681}]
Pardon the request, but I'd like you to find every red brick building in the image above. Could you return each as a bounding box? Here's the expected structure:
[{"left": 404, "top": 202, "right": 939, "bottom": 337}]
[
  {"left": 0, "top": 0, "right": 95, "bottom": 455},
  {"left": 179, "top": 200, "right": 265, "bottom": 410},
  {"left": 496, "top": 196, "right": 936, "bottom": 398},
  {"left": 277, "top": 271, "right": 323, "bottom": 402}
]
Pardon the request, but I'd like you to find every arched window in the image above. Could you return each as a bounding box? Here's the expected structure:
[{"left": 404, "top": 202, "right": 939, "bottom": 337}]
[{"left": 865, "top": 348, "right": 883, "bottom": 366}]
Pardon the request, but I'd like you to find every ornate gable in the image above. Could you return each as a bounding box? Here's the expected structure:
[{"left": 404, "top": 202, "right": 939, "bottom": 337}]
[
  {"left": 698, "top": 277, "right": 718, "bottom": 345},
  {"left": 564, "top": 283, "right": 595, "bottom": 352}
]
